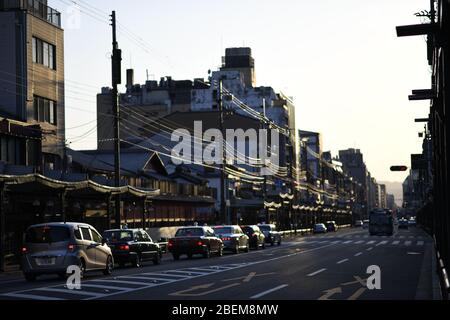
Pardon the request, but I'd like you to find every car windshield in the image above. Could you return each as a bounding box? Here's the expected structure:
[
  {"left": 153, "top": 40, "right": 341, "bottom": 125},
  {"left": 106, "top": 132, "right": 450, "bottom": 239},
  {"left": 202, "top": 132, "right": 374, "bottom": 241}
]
[
  {"left": 103, "top": 230, "right": 134, "bottom": 242},
  {"left": 25, "top": 226, "right": 70, "bottom": 243},
  {"left": 213, "top": 227, "right": 233, "bottom": 235},
  {"left": 258, "top": 225, "right": 271, "bottom": 232},
  {"left": 242, "top": 227, "right": 255, "bottom": 234},
  {"left": 175, "top": 228, "right": 204, "bottom": 237}
]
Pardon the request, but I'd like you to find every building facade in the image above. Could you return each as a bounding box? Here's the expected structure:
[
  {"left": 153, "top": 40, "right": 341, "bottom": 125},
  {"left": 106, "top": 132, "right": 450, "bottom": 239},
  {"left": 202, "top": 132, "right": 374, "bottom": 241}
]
[{"left": 0, "top": 0, "right": 65, "bottom": 170}]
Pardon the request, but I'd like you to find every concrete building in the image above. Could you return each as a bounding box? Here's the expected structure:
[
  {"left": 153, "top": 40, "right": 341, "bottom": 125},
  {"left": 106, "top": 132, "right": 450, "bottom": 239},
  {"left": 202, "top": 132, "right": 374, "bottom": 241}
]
[
  {"left": 0, "top": 0, "right": 65, "bottom": 170},
  {"left": 299, "top": 130, "right": 322, "bottom": 188}
]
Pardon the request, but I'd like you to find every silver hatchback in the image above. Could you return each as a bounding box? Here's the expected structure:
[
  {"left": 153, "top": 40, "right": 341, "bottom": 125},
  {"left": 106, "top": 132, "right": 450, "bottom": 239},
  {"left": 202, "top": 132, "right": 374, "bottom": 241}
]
[{"left": 21, "top": 222, "right": 114, "bottom": 281}]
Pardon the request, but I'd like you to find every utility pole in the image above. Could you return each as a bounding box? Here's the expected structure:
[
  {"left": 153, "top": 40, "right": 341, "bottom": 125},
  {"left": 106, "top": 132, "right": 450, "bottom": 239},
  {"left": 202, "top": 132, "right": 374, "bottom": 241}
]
[
  {"left": 218, "top": 79, "right": 228, "bottom": 224},
  {"left": 262, "top": 98, "right": 268, "bottom": 223},
  {"left": 110, "top": 11, "right": 122, "bottom": 229}
]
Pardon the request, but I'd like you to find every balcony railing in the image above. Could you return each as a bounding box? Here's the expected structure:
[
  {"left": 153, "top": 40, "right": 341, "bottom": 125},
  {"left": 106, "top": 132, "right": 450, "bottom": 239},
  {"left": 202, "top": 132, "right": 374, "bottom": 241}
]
[{"left": 0, "top": 0, "right": 61, "bottom": 27}]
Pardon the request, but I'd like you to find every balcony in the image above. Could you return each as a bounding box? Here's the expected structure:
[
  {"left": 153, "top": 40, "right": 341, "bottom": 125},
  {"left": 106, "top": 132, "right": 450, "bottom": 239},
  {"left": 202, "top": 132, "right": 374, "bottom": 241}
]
[{"left": 0, "top": 0, "right": 61, "bottom": 27}]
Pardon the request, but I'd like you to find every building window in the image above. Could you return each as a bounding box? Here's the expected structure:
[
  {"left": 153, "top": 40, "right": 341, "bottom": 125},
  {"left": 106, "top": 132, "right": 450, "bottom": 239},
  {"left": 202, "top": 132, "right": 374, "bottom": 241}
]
[
  {"left": 32, "top": 37, "right": 56, "bottom": 70},
  {"left": 34, "top": 96, "right": 57, "bottom": 125}
]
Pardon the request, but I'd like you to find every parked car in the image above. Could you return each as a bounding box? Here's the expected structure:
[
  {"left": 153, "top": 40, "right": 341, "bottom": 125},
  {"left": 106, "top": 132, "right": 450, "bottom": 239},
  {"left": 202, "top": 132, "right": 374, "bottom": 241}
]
[
  {"left": 212, "top": 225, "right": 249, "bottom": 253},
  {"left": 168, "top": 226, "right": 223, "bottom": 260},
  {"left": 21, "top": 222, "right": 113, "bottom": 282},
  {"left": 313, "top": 223, "right": 328, "bottom": 234},
  {"left": 258, "top": 224, "right": 282, "bottom": 246},
  {"left": 408, "top": 217, "right": 417, "bottom": 227},
  {"left": 241, "top": 225, "right": 266, "bottom": 249},
  {"left": 398, "top": 218, "right": 409, "bottom": 229},
  {"left": 325, "top": 221, "right": 338, "bottom": 232},
  {"left": 354, "top": 220, "right": 363, "bottom": 227},
  {"left": 362, "top": 220, "right": 370, "bottom": 229},
  {"left": 103, "top": 228, "right": 161, "bottom": 268}
]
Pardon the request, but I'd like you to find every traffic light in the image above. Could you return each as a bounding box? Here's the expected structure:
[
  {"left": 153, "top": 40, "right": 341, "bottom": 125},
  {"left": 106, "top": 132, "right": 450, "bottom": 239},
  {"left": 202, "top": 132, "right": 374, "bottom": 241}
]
[{"left": 390, "top": 166, "right": 408, "bottom": 172}]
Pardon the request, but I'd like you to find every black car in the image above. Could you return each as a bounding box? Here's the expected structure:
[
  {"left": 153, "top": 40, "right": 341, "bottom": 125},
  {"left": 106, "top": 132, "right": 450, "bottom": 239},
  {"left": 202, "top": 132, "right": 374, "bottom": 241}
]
[
  {"left": 258, "top": 224, "right": 282, "bottom": 246},
  {"left": 325, "top": 221, "right": 338, "bottom": 232},
  {"left": 241, "top": 225, "right": 266, "bottom": 250},
  {"left": 103, "top": 228, "right": 162, "bottom": 268},
  {"left": 398, "top": 219, "right": 409, "bottom": 229},
  {"left": 212, "top": 225, "right": 250, "bottom": 254}
]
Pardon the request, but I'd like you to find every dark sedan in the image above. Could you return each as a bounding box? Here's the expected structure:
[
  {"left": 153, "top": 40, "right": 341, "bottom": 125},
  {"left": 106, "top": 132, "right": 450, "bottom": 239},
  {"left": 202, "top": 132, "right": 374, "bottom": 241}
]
[
  {"left": 258, "top": 224, "right": 282, "bottom": 246},
  {"left": 103, "top": 228, "right": 162, "bottom": 268},
  {"left": 168, "top": 226, "right": 223, "bottom": 260},
  {"left": 212, "top": 226, "right": 250, "bottom": 254},
  {"left": 325, "top": 221, "right": 338, "bottom": 232},
  {"left": 241, "top": 225, "right": 266, "bottom": 250}
]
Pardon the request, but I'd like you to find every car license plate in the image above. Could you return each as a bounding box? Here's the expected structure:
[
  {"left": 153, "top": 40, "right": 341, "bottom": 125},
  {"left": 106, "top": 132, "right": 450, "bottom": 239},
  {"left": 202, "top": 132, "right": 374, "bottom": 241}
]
[{"left": 35, "top": 257, "right": 56, "bottom": 266}]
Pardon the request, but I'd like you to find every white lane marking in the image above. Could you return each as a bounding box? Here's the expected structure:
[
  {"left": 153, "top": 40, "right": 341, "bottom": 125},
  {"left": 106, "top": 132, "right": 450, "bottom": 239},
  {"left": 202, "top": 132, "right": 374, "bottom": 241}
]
[
  {"left": 187, "top": 267, "right": 222, "bottom": 273},
  {"left": 337, "top": 259, "right": 349, "bottom": 264},
  {"left": 363, "top": 235, "right": 369, "bottom": 238},
  {"left": 355, "top": 240, "right": 365, "bottom": 244},
  {"left": 343, "top": 240, "right": 353, "bottom": 244},
  {"left": 367, "top": 241, "right": 376, "bottom": 245},
  {"left": 141, "top": 272, "right": 188, "bottom": 278},
  {"left": 417, "top": 241, "right": 425, "bottom": 246},
  {"left": 250, "top": 284, "right": 289, "bottom": 299},
  {"left": 80, "top": 284, "right": 130, "bottom": 291},
  {"left": 118, "top": 275, "right": 174, "bottom": 282},
  {"left": 2, "top": 293, "right": 64, "bottom": 300},
  {"left": 405, "top": 241, "right": 412, "bottom": 246},
  {"left": 392, "top": 241, "right": 400, "bottom": 245},
  {"left": 40, "top": 288, "right": 104, "bottom": 297},
  {"left": 101, "top": 279, "right": 150, "bottom": 286},
  {"left": 331, "top": 240, "right": 341, "bottom": 244},
  {"left": 167, "top": 270, "right": 209, "bottom": 276},
  {"left": 366, "top": 247, "right": 373, "bottom": 251},
  {"left": 376, "top": 241, "right": 388, "bottom": 246},
  {"left": 307, "top": 268, "right": 327, "bottom": 277},
  {"left": 399, "top": 236, "right": 405, "bottom": 239},
  {"left": 354, "top": 252, "right": 363, "bottom": 257}
]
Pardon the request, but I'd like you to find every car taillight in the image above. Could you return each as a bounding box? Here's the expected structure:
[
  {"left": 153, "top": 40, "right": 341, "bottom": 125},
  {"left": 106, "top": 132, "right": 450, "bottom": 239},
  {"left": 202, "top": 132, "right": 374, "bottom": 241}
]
[
  {"left": 21, "top": 247, "right": 27, "bottom": 254},
  {"left": 119, "top": 245, "right": 130, "bottom": 251},
  {"left": 168, "top": 239, "right": 174, "bottom": 247},
  {"left": 67, "top": 244, "right": 76, "bottom": 252},
  {"left": 197, "top": 241, "right": 203, "bottom": 246},
  {"left": 252, "top": 233, "right": 257, "bottom": 237},
  {"left": 222, "top": 237, "right": 231, "bottom": 241}
]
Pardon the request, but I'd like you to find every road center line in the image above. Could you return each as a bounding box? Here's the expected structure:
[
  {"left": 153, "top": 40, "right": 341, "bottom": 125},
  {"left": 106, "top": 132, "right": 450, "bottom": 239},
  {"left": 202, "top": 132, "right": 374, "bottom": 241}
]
[
  {"left": 307, "top": 268, "right": 327, "bottom": 277},
  {"left": 337, "top": 259, "right": 349, "bottom": 264},
  {"left": 354, "top": 252, "right": 363, "bottom": 257},
  {"left": 250, "top": 284, "right": 289, "bottom": 299},
  {"left": 366, "top": 247, "right": 373, "bottom": 251}
]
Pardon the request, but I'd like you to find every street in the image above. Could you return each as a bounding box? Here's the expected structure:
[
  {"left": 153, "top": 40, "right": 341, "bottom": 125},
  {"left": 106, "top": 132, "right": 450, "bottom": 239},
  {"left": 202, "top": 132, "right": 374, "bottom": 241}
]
[{"left": 0, "top": 227, "right": 437, "bottom": 301}]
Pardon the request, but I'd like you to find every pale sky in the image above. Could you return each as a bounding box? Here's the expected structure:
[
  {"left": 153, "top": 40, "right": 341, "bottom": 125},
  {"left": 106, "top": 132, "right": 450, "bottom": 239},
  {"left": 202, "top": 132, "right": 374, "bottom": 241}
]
[{"left": 50, "top": 0, "right": 432, "bottom": 184}]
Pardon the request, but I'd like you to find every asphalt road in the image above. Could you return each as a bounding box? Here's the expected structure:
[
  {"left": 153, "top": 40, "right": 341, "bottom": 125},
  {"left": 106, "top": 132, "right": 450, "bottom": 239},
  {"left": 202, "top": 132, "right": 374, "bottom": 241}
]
[{"left": 0, "top": 226, "right": 437, "bottom": 300}]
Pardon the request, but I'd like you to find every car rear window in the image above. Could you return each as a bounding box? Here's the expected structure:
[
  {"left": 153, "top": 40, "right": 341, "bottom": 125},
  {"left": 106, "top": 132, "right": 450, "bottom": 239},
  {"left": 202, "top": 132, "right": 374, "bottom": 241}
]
[
  {"left": 242, "top": 226, "right": 255, "bottom": 234},
  {"left": 103, "top": 230, "right": 134, "bottom": 242},
  {"left": 258, "top": 225, "right": 271, "bottom": 232},
  {"left": 25, "top": 226, "right": 70, "bottom": 243},
  {"left": 213, "top": 227, "right": 233, "bottom": 235},
  {"left": 175, "top": 228, "right": 204, "bottom": 237}
]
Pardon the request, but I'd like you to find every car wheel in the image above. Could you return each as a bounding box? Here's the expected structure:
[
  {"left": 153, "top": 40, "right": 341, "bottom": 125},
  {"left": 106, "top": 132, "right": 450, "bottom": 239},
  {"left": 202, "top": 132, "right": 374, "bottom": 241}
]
[
  {"left": 103, "top": 256, "right": 113, "bottom": 276},
  {"left": 57, "top": 272, "right": 68, "bottom": 280},
  {"left": 277, "top": 239, "right": 281, "bottom": 246},
  {"left": 153, "top": 252, "right": 161, "bottom": 265},
  {"left": 245, "top": 243, "right": 250, "bottom": 253},
  {"left": 262, "top": 242, "right": 266, "bottom": 249},
  {"left": 24, "top": 273, "right": 36, "bottom": 282},
  {"left": 133, "top": 254, "right": 142, "bottom": 268},
  {"left": 173, "top": 253, "right": 180, "bottom": 261},
  {"left": 203, "top": 247, "right": 211, "bottom": 259},
  {"left": 233, "top": 244, "right": 239, "bottom": 254},
  {"left": 271, "top": 240, "right": 274, "bottom": 246},
  {"left": 218, "top": 245, "right": 223, "bottom": 257}
]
